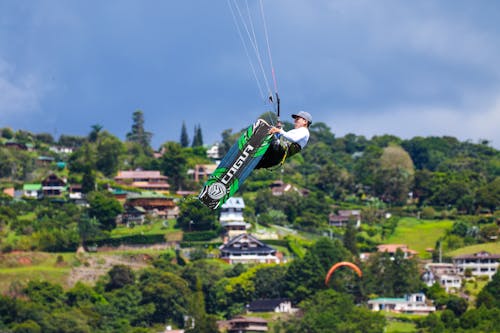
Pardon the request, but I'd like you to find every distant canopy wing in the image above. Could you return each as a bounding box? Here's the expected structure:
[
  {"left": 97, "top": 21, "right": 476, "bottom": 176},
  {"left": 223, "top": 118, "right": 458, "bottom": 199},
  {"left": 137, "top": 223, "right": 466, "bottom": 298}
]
[{"left": 325, "top": 261, "right": 362, "bottom": 285}]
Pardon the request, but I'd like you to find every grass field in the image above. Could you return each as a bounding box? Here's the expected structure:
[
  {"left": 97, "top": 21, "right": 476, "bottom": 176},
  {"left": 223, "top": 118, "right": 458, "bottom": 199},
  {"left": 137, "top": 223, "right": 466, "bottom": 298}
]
[
  {"left": 386, "top": 320, "right": 417, "bottom": 333},
  {"left": 385, "top": 218, "right": 454, "bottom": 259},
  {"left": 383, "top": 313, "right": 423, "bottom": 333},
  {"left": 0, "top": 266, "right": 71, "bottom": 291},
  {"left": 0, "top": 252, "right": 76, "bottom": 291},
  {"left": 110, "top": 219, "right": 176, "bottom": 237},
  {"left": 447, "top": 242, "right": 500, "bottom": 256}
]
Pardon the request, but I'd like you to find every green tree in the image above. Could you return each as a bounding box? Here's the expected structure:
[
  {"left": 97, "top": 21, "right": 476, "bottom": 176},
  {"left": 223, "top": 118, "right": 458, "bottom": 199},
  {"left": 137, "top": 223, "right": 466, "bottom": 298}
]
[
  {"left": 191, "top": 125, "right": 203, "bottom": 147},
  {"left": 106, "top": 265, "right": 136, "bottom": 291},
  {"left": 219, "top": 128, "right": 239, "bottom": 157},
  {"left": 180, "top": 121, "right": 189, "bottom": 147},
  {"left": 67, "top": 142, "right": 95, "bottom": 174},
  {"left": 477, "top": 271, "right": 500, "bottom": 308},
  {"left": 283, "top": 251, "right": 324, "bottom": 303},
  {"left": 1, "top": 127, "right": 14, "bottom": 139},
  {"left": 451, "top": 220, "right": 469, "bottom": 238},
  {"left": 413, "top": 169, "right": 434, "bottom": 206},
  {"left": 308, "top": 122, "right": 336, "bottom": 145},
  {"left": 95, "top": 132, "right": 125, "bottom": 177},
  {"left": 86, "top": 191, "right": 123, "bottom": 231},
  {"left": 280, "top": 289, "right": 385, "bottom": 333},
  {"left": 98, "top": 284, "right": 154, "bottom": 329},
  {"left": 362, "top": 250, "right": 422, "bottom": 298},
  {"left": 353, "top": 145, "right": 383, "bottom": 193},
  {"left": 343, "top": 219, "right": 359, "bottom": 256},
  {"left": 58, "top": 134, "right": 86, "bottom": 148},
  {"left": 124, "top": 141, "right": 154, "bottom": 169},
  {"left": 66, "top": 282, "right": 107, "bottom": 307},
  {"left": 139, "top": 271, "right": 191, "bottom": 326},
  {"left": 374, "top": 144, "right": 415, "bottom": 205},
  {"left": 12, "top": 320, "right": 42, "bottom": 333},
  {"left": 81, "top": 165, "right": 96, "bottom": 194},
  {"left": 313, "top": 162, "right": 354, "bottom": 200},
  {"left": 475, "top": 177, "right": 500, "bottom": 211},
  {"left": 251, "top": 265, "right": 287, "bottom": 299},
  {"left": 176, "top": 199, "right": 217, "bottom": 231},
  {"left": 445, "top": 295, "right": 468, "bottom": 316},
  {"left": 126, "top": 110, "right": 152, "bottom": 150},
  {"left": 160, "top": 142, "right": 188, "bottom": 191},
  {"left": 0, "top": 148, "right": 14, "bottom": 178},
  {"left": 78, "top": 215, "right": 101, "bottom": 246},
  {"left": 23, "top": 281, "right": 66, "bottom": 311},
  {"left": 88, "top": 124, "right": 103, "bottom": 143},
  {"left": 34, "top": 133, "right": 54, "bottom": 145}
]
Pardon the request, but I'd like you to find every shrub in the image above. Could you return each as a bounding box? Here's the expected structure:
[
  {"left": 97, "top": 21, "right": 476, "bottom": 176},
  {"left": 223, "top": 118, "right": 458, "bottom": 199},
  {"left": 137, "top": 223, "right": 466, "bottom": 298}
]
[{"left": 421, "top": 207, "right": 436, "bottom": 219}]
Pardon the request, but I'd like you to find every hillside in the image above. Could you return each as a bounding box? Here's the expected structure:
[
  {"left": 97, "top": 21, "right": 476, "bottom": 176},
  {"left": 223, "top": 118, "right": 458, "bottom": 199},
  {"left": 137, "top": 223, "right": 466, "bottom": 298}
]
[{"left": 384, "top": 217, "right": 454, "bottom": 258}]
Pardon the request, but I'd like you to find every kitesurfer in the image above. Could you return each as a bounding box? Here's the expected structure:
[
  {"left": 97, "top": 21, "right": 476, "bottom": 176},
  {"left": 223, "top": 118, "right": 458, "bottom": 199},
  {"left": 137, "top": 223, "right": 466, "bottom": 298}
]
[{"left": 255, "top": 111, "right": 312, "bottom": 169}]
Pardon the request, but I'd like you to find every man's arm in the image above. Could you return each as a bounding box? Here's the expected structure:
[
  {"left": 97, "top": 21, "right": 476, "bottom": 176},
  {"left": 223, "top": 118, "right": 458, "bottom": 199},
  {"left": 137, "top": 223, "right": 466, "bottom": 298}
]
[{"left": 278, "top": 127, "right": 307, "bottom": 144}]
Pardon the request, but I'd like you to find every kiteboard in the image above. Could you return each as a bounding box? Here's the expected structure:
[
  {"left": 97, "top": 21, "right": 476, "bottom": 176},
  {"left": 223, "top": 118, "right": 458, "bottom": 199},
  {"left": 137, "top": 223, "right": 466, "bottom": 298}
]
[{"left": 199, "top": 118, "right": 273, "bottom": 210}]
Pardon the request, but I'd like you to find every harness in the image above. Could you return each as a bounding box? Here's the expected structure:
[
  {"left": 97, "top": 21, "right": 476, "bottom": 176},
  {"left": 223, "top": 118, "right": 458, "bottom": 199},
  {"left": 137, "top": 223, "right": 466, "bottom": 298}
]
[{"left": 273, "top": 141, "right": 301, "bottom": 169}]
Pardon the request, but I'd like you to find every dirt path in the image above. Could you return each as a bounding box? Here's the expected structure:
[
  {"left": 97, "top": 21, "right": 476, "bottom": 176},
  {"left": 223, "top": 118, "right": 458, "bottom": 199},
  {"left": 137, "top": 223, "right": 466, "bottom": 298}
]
[{"left": 67, "top": 253, "right": 151, "bottom": 287}]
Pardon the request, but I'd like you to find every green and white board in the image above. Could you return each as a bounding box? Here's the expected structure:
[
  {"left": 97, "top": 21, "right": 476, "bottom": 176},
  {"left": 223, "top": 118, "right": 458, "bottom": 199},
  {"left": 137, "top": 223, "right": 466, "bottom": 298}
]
[{"left": 199, "top": 119, "right": 272, "bottom": 209}]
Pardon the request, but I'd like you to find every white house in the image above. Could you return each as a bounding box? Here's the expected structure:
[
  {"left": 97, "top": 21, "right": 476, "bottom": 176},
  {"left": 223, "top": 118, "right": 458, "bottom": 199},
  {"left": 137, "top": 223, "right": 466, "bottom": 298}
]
[
  {"left": 422, "top": 263, "right": 462, "bottom": 292},
  {"left": 453, "top": 251, "right": 500, "bottom": 280},
  {"left": 368, "top": 293, "right": 436, "bottom": 315},
  {"left": 22, "top": 184, "right": 42, "bottom": 198},
  {"left": 247, "top": 299, "right": 295, "bottom": 313},
  {"left": 220, "top": 197, "right": 250, "bottom": 237},
  {"left": 206, "top": 143, "right": 220, "bottom": 159},
  {"left": 219, "top": 233, "right": 281, "bottom": 265}
]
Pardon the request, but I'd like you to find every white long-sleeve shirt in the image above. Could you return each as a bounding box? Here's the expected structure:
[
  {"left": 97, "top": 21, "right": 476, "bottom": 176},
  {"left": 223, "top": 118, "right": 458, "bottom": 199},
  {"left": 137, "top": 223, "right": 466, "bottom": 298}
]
[{"left": 278, "top": 126, "right": 310, "bottom": 149}]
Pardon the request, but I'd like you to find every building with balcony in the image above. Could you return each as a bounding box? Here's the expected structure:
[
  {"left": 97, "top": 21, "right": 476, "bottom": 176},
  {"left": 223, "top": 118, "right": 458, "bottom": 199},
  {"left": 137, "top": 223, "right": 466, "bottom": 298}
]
[
  {"left": 114, "top": 170, "right": 170, "bottom": 193},
  {"left": 368, "top": 293, "right": 436, "bottom": 315},
  {"left": 220, "top": 197, "right": 249, "bottom": 237},
  {"left": 219, "top": 233, "right": 281, "bottom": 264},
  {"left": 452, "top": 251, "right": 499, "bottom": 280}
]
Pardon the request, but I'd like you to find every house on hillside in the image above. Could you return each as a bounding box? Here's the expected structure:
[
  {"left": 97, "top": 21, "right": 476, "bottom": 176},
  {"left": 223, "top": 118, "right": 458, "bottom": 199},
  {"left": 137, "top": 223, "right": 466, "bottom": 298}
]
[
  {"left": 269, "top": 180, "right": 308, "bottom": 196},
  {"left": 49, "top": 146, "right": 74, "bottom": 154},
  {"left": 5, "top": 140, "right": 32, "bottom": 151},
  {"left": 247, "top": 299, "right": 294, "bottom": 314},
  {"left": 219, "top": 233, "right": 281, "bottom": 264},
  {"left": 114, "top": 170, "right": 170, "bottom": 193},
  {"left": 188, "top": 164, "right": 217, "bottom": 182},
  {"left": 68, "top": 184, "right": 83, "bottom": 200},
  {"left": 422, "top": 263, "right": 462, "bottom": 292},
  {"left": 36, "top": 156, "right": 55, "bottom": 166},
  {"left": 220, "top": 197, "right": 249, "bottom": 237},
  {"left": 217, "top": 316, "right": 268, "bottom": 333},
  {"left": 120, "top": 206, "right": 146, "bottom": 226},
  {"left": 368, "top": 293, "right": 436, "bottom": 315},
  {"left": 124, "top": 191, "right": 178, "bottom": 219},
  {"left": 328, "top": 210, "right": 361, "bottom": 228},
  {"left": 41, "top": 173, "right": 67, "bottom": 197},
  {"left": 206, "top": 143, "right": 220, "bottom": 159},
  {"left": 111, "top": 188, "right": 128, "bottom": 203},
  {"left": 452, "top": 251, "right": 500, "bottom": 280},
  {"left": 2, "top": 187, "right": 21, "bottom": 198},
  {"left": 376, "top": 244, "right": 418, "bottom": 260},
  {"left": 23, "top": 184, "right": 42, "bottom": 199},
  {"left": 160, "top": 326, "right": 184, "bottom": 333}
]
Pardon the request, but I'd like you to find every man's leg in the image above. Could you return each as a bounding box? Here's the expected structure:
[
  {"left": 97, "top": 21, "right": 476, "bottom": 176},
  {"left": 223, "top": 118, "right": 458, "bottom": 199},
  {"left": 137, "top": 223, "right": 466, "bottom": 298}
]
[{"left": 255, "top": 138, "right": 286, "bottom": 169}]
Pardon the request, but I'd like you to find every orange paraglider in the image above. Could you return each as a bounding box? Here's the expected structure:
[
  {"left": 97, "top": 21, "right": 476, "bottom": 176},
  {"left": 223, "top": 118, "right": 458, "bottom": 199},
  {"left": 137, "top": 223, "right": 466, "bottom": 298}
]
[{"left": 325, "top": 261, "right": 362, "bottom": 285}]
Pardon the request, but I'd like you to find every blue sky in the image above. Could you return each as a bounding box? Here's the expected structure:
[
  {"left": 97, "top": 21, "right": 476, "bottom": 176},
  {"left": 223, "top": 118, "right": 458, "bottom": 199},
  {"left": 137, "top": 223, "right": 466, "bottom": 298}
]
[{"left": 1, "top": 1, "right": 500, "bottom": 149}]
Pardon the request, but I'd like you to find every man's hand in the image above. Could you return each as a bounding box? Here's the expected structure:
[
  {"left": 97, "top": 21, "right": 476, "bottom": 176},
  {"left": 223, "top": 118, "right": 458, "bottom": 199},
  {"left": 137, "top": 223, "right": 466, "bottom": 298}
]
[{"left": 269, "top": 127, "right": 281, "bottom": 134}]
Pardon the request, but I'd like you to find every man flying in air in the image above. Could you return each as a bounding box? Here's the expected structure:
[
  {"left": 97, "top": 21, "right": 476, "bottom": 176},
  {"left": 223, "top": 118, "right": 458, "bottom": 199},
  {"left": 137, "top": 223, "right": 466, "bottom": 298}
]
[{"left": 255, "top": 111, "right": 312, "bottom": 169}]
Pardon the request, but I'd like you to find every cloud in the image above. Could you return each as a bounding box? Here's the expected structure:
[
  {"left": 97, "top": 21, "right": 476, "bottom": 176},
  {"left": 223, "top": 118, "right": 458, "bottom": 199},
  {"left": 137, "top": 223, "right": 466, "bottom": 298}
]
[
  {"left": 330, "top": 97, "right": 500, "bottom": 148},
  {"left": 0, "top": 58, "right": 44, "bottom": 120}
]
